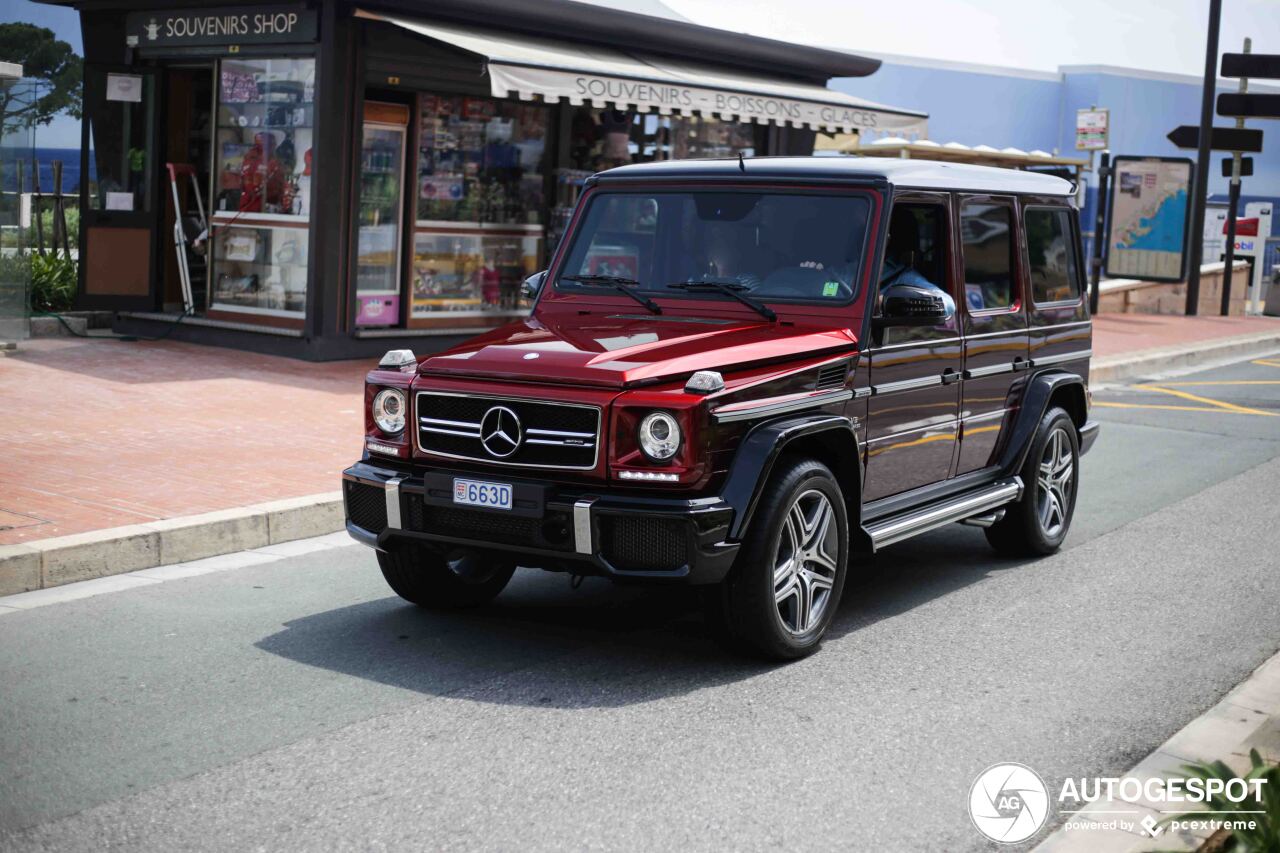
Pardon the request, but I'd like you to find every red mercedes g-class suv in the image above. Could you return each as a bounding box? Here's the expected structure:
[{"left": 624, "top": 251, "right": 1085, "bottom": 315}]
[{"left": 344, "top": 157, "right": 1099, "bottom": 659}]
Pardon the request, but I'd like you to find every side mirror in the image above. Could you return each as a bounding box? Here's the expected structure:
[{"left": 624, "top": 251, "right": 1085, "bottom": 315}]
[
  {"left": 521, "top": 270, "right": 547, "bottom": 300},
  {"left": 873, "top": 282, "right": 953, "bottom": 328}
]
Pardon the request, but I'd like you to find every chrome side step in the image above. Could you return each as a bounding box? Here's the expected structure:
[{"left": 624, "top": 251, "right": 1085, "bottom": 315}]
[{"left": 866, "top": 478, "right": 1022, "bottom": 550}]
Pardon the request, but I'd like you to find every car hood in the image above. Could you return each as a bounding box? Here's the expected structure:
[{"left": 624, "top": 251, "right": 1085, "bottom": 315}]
[{"left": 418, "top": 312, "right": 860, "bottom": 389}]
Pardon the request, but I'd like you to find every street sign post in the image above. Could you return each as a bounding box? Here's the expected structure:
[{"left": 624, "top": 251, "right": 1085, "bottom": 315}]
[
  {"left": 1217, "top": 39, "right": 1278, "bottom": 314},
  {"left": 1183, "top": 0, "right": 1223, "bottom": 316}
]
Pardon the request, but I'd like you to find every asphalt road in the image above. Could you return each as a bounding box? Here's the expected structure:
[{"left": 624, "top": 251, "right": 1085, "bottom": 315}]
[{"left": 2, "top": 354, "right": 1279, "bottom": 852}]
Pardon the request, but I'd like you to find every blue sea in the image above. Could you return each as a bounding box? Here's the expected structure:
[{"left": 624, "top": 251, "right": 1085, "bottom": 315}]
[{"left": 0, "top": 147, "right": 95, "bottom": 194}]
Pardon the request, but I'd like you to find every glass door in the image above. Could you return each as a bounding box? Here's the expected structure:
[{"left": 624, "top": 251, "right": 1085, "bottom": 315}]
[
  {"left": 355, "top": 104, "right": 408, "bottom": 327},
  {"left": 79, "top": 65, "right": 158, "bottom": 308}
]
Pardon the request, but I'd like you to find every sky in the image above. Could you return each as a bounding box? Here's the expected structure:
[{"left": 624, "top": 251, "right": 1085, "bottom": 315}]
[
  {"left": 660, "top": 0, "right": 1280, "bottom": 77},
  {"left": 6, "top": 0, "right": 1280, "bottom": 147}
]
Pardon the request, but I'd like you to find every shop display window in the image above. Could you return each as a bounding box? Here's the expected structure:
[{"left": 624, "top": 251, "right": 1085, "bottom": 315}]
[
  {"left": 416, "top": 95, "right": 547, "bottom": 225},
  {"left": 410, "top": 94, "right": 548, "bottom": 322},
  {"left": 209, "top": 57, "right": 315, "bottom": 318},
  {"left": 410, "top": 227, "right": 542, "bottom": 319}
]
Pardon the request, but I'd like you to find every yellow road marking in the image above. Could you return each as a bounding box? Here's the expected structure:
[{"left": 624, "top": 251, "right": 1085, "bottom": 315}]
[
  {"left": 1093, "top": 401, "right": 1268, "bottom": 415},
  {"left": 1252, "top": 358, "right": 1280, "bottom": 367},
  {"left": 1130, "top": 383, "right": 1277, "bottom": 416},
  {"left": 1154, "top": 380, "right": 1280, "bottom": 387}
]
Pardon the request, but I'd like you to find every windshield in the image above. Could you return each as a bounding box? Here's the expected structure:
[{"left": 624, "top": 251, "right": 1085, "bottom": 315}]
[{"left": 555, "top": 190, "right": 874, "bottom": 306}]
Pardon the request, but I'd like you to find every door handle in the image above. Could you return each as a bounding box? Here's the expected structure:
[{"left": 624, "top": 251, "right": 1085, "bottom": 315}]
[
  {"left": 941, "top": 368, "right": 961, "bottom": 385},
  {"left": 1012, "top": 357, "right": 1031, "bottom": 371}
]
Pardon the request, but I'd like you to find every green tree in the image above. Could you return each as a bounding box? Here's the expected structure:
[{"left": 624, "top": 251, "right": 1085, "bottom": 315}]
[{"left": 0, "top": 23, "right": 83, "bottom": 136}]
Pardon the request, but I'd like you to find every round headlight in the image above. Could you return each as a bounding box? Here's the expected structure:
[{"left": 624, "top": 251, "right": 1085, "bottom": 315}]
[
  {"left": 372, "top": 388, "right": 406, "bottom": 434},
  {"left": 638, "top": 411, "right": 681, "bottom": 462}
]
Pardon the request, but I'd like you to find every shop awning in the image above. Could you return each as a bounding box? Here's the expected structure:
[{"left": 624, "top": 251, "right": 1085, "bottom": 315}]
[{"left": 356, "top": 10, "right": 928, "bottom": 138}]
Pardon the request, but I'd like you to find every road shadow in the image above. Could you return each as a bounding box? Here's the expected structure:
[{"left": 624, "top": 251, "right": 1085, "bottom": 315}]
[{"left": 256, "top": 524, "right": 1040, "bottom": 709}]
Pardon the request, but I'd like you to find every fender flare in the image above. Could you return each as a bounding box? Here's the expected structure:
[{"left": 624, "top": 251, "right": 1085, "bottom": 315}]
[
  {"left": 998, "top": 371, "right": 1086, "bottom": 475},
  {"left": 720, "top": 414, "right": 860, "bottom": 541}
]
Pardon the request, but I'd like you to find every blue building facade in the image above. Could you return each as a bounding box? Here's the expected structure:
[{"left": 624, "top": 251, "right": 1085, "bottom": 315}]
[{"left": 832, "top": 55, "right": 1280, "bottom": 252}]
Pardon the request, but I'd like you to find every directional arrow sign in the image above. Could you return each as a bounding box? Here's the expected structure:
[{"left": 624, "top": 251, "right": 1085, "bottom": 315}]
[
  {"left": 1167, "top": 125, "right": 1263, "bottom": 153},
  {"left": 1221, "top": 53, "right": 1280, "bottom": 79},
  {"left": 1218, "top": 93, "right": 1280, "bottom": 120}
]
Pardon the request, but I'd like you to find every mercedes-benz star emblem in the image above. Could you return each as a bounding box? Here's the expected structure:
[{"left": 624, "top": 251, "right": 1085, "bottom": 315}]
[{"left": 479, "top": 406, "right": 523, "bottom": 458}]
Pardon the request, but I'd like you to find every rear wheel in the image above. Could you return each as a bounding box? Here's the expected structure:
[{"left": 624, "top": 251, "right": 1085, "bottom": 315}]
[
  {"left": 717, "top": 457, "right": 849, "bottom": 660},
  {"left": 377, "top": 544, "right": 516, "bottom": 608},
  {"left": 985, "top": 407, "right": 1079, "bottom": 556}
]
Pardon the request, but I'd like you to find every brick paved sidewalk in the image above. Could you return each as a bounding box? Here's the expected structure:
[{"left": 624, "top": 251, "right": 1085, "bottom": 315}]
[
  {"left": 1091, "top": 313, "right": 1280, "bottom": 358},
  {"left": 1, "top": 313, "right": 1278, "bottom": 546},
  {"left": 0, "top": 339, "right": 366, "bottom": 545}
]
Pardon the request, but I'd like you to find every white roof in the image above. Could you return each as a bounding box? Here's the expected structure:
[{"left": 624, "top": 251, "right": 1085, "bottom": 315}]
[{"left": 600, "top": 156, "right": 1077, "bottom": 196}]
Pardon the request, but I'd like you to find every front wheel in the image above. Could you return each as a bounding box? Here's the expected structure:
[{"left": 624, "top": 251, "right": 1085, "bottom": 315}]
[
  {"left": 717, "top": 457, "right": 849, "bottom": 660},
  {"left": 985, "top": 407, "right": 1079, "bottom": 556},
  {"left": 377, "top": 544, "right": 516, "bottom": 609}
]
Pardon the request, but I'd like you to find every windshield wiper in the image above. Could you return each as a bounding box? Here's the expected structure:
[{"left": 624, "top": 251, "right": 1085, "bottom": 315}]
[
  {"left": 668, "top": 279, "right": 777, "bottom": 322},
  {"left": 560, "top": 274, "right": 662, "bottom": 315}
]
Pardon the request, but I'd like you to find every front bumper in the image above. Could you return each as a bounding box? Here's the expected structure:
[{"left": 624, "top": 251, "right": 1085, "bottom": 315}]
[{"left": 342, "top": 460, "right": 738, "bottom": 584}]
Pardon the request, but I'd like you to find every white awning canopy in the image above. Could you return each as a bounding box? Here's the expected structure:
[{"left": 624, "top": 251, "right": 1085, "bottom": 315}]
[{"left": 357, "top": 10, "right": 928, "bottom": 138}]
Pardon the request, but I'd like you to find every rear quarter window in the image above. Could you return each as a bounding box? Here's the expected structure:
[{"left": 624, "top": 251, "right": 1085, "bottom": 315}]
[{"left": 1025, "top": 207, "right": 1081, "bottom": 304}]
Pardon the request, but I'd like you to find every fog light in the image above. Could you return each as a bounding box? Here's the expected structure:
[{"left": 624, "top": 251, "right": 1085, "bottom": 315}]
[
  {"left": 366, "top": 440, "right": 404, "bottom": 457},
  {"left": 619, "top": 470, "right": 679, "bottom": 482}
]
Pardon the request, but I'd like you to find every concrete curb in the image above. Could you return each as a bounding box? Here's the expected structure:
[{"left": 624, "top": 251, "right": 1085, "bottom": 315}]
[
  {"left": 1032, "top": 649, "right": 1280, "bottom": 853},
  {"left": 1091, "top": 329, "right": 1280, "bottom": 384},
  {"left": 0, "top": 492, "right": 343, "bottom": 596}
]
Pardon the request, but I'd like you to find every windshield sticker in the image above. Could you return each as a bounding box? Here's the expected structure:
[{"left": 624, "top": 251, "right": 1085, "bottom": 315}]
[{"left": 823, "top": 281, "right": 840, "bottom": 297}]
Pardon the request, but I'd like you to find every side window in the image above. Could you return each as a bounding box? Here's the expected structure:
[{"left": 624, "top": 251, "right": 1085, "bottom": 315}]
[
  {"left": 960, "top": 201, "right": 1016, "bottom": 312},
  {"left": 1025, "top": 207, "right": 1081, "bottom": 303},
  {"left": 878, "top": 201, "right": 955, "bottom": 341}
]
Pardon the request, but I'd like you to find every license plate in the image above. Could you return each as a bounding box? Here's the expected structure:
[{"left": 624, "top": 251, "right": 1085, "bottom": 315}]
[{"left": 452, "top": 478, "right": 513, "bottom": 510}]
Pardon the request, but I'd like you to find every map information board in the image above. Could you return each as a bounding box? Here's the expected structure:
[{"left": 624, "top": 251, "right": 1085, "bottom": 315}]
[{"left": 1105, "top": 157, "right": 1194, "bottom": 282}]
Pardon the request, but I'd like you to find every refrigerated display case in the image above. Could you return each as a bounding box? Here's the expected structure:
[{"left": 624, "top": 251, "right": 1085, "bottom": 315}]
[{"left": 355, "top": 104, "right": 408, "bottom": 327}]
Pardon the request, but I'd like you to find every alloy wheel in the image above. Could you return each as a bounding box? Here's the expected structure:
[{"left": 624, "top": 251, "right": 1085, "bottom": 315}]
[
  {"left": 773, "top": 489, "right": 839, "bottom": 635},
  {"left": 1036, "top": 428, "right": 1074, "bottom": 538}
]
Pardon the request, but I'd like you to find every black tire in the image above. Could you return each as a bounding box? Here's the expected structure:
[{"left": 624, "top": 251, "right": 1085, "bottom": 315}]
[
  {"left": 377, "top": 543, "right": 516, "bottom": 609},
  {"left": 985, "top": 406, "right": 1080, "bottom": 557},
  {"left": 717, "top": 457, "right": 849, "bottom": 660}
]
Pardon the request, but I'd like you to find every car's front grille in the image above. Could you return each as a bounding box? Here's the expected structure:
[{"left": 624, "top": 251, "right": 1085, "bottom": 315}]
[
  {"left": 416, "top": 392, "right": 600, "bottom": 470},
  {"left": 600, "top": 515, "right": 689, "bottom": 572},
  {"left": 406, "top": 499, "right": 575, "bottom": 551},
  {"left": 345, "top": 481, "right": 387, "bottom": 532}
]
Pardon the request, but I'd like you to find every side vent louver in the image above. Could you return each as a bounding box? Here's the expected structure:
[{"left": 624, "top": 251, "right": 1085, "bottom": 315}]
[{"left": 815, "top": 361, "right": 848, "bottom": 391}]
